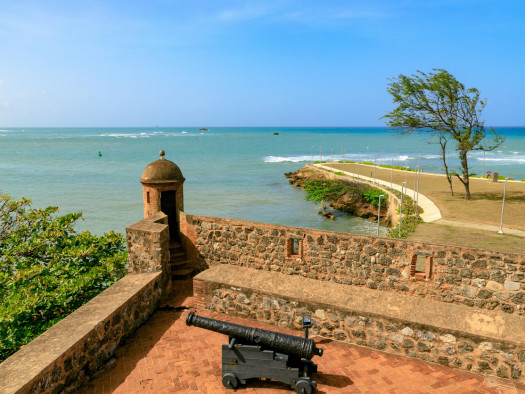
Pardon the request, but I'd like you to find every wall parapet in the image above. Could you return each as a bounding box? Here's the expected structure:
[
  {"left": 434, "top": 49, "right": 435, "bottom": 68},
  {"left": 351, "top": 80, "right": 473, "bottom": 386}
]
[
  {"left": 0, "top": 272, "right": 165, "bottom": 394},
  {"left": 194, "top": 265, "right": 525, "bottom": 383},
  {"left": 180, "top": 213, "right": 525, "bottom": 316},
  {"left": 126, "top": 211, "right": 170, "bottom": 273}
]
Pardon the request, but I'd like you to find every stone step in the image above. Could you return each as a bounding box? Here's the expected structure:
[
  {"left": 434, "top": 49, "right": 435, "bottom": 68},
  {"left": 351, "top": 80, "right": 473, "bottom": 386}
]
[
  {"left": 170, "top": 260, "right": 188, "bottom": 269},
  {"left": 171, "top": 266, "right": 195, "bottom": 278}
]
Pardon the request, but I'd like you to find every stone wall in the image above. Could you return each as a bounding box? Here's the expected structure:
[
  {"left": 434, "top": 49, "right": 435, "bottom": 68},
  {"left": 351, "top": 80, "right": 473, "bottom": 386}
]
[
  {"left": 194, "top": 265, "right": 525, "bottom": 383},
  {"left": 126, "top": 211, "right": 170, "bottom": 273},
  {"left": 180, "top": 213, "right": 525, "bottom": 316},
  {"left": 0, "top": 272, "right": 166, "bottom": 394},
  {"left": 0, "top": 213, "right": 173, "bottom": 394}
]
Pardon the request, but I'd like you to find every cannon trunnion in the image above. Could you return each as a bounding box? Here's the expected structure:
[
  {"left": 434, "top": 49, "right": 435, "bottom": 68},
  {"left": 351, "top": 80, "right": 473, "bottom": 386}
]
[{"left": 186, "top": 312, "right": 323, "bottom": 393}]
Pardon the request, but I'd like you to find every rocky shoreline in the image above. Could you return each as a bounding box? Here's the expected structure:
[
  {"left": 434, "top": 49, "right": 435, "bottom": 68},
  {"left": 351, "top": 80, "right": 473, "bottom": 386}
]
[{"left": 285, "top": 165, "right": 391, "bottom": 226}]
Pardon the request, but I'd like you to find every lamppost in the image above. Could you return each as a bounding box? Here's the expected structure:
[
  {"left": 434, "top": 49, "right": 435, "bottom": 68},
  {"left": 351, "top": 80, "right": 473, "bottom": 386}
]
[
  {"left": 415, "top": 168, "right": 421, "bottom": 217},
  {"left": 377, "top": 194, "right": 385, "bottom": 236},
  {"left": 498, "top": 178, "right": 508, "bottom": 234},
  {"left": 399, "top": 182, "right": 406, "bottom": 238}
]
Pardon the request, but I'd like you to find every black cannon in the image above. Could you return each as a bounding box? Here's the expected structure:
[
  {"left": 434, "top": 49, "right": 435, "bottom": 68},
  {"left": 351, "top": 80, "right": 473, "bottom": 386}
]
[{"left": 186, "top": 312, "right": 323, "bottom": 393}]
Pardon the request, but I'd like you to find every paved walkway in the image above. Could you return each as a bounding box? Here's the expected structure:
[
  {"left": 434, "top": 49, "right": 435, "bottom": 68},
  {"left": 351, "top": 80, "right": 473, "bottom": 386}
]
[
  {"left": 79, "top": 279, "right": 525, "bottom": 393},
  {"left": 316, "top": 163, "right": 525, "bottom": 237},
  {"left": 316, "top": 163, "right": 442, "bottom": 222}
]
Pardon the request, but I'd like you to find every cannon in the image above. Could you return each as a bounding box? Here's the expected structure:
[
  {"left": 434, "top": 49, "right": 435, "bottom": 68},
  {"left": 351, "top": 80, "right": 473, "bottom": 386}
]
[{"left": 186, "top": 312, "right": 323, "bottom": 393}]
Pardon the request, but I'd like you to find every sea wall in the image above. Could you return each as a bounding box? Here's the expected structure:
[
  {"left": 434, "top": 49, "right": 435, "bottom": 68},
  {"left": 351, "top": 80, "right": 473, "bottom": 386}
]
[{"left": 180, "top": 213, "right": 525, "bottom": 316}]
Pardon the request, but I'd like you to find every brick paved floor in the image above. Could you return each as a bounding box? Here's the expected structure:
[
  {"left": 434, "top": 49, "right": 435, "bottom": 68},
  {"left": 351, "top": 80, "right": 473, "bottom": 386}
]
[{"left": 79, "top": 279, "right": 524, "bottom": 393}]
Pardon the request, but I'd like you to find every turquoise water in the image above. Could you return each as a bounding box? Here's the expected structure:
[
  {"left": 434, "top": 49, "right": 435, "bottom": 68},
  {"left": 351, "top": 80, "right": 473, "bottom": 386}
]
[{"left": 1, "top": 127, "right": 524, "bottom": 235}]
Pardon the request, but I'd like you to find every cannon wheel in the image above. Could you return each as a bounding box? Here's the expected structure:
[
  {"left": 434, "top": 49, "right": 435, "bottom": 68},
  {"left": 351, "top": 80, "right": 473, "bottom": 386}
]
[
  {"left": 295, "top": 380, "right": 313, "bottom": 394},
  {"left": 222, "top": 373, "right": 238, "bottom": 389}
]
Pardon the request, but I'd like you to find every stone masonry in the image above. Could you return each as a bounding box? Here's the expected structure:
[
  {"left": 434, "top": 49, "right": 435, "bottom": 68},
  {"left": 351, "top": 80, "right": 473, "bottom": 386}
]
[
  {"left": 205, "top": 284, "right": 523, "bottom": 381},
  {"left": 181, "top": 213, "right": 525, "bottom": 316}
]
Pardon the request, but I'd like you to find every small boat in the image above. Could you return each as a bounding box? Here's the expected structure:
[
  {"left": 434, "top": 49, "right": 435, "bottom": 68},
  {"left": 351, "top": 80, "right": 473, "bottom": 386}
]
[
  {"left": 274, "top": 132, "right": 279, "bottom": 135},
  {"left": 199, "top": 128, "right": 208, "bottom": 131}
]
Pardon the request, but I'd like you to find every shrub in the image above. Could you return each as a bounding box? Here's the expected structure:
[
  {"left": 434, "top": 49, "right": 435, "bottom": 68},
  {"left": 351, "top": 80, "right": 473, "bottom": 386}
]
[
  {"left": 361, "top": 188, "right": 388, "bottom": 207},
  {"left": 0, "top": 194, "right": 127, "bottom": 361}
]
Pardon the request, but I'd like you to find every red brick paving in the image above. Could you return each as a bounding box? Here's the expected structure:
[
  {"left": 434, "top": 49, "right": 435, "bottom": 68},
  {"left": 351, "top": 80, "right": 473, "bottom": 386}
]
[{"left": 79, "top": 279, "right": 525, "bottom": 393}]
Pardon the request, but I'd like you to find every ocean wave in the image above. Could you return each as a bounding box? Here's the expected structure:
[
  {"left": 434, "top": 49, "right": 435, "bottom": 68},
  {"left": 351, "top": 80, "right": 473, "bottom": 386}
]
[
  {"left": 480, "top": 157, "right": 525, "bottom": 163},
  {"left": 98, "top": 131, "right": 170, "bottom": 138},
  {"left": 264, "top": 155, "right": 312, "bottom": 163},
  {"left": 98, "top": 133, "right": 148, "bottom": 138}
]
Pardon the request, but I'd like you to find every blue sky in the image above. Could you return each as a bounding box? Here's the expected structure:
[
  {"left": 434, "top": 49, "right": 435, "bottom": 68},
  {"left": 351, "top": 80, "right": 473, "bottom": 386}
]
[{"left": 1, "top": 0, "right": 524, "bottom": 127}]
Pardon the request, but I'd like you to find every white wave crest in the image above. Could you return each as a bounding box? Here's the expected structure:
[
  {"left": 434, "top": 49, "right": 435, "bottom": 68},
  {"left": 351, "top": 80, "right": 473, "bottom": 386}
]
[
  {"left": 99, "top": 133, "right": 151, "bottom": 138},
  {"left": 264, "top": 155, "right": 313, "bottom": 163},
  {"left": 480, "top": 157, "right": 525, "bottom": 163}
]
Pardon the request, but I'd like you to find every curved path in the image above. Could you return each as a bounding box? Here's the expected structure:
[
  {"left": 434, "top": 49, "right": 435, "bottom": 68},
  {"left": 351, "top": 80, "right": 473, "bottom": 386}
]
[
  {"left": 315, "top": 163, "right": 442, "bottom": 222},
  {"left": 316, "top": 163, "right": 525, "bottom": 237}
]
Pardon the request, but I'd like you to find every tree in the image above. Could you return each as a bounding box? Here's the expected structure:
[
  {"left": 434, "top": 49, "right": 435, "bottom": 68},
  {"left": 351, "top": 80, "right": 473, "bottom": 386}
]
[
  {"left": 0, "top": 193, "right": 127, "bottom": 361},
  {"left": 382, "top": 69, "right": 504, "bottom": 199},
  {"left": 431, "top": 132, "right": 455, "bottom": 196}
]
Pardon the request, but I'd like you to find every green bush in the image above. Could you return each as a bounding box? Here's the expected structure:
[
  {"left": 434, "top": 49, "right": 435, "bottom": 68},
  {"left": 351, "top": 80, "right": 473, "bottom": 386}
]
[
  {"left": 387, "top": 215, "right": 422, "bottom": 238},
  {"left": 361, "top": 188, "right": 388, "bottom": 207},
  {"left": 334, "top": 171, "right": 345, "bottom": 175},
  {"left": 304, "top": 180, "right": 353, "bottom": 202},
  {"left": 0, "top": 194, "right": 127, "bottom": 361},
  {"left": 304, "top": 180, "right": 387, "bottom": 207}
]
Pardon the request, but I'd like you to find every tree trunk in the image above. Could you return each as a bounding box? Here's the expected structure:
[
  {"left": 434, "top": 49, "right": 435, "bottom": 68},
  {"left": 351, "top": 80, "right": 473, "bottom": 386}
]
[
  {"left": 441, "top": 146, "right": 454, "bottom": 196},
  {"left": 459, "top": 151, "right": 471, "bottom": 200}
]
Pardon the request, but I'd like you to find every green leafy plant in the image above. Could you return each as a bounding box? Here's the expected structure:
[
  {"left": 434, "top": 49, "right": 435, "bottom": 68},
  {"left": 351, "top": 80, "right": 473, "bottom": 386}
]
[
  {"left": 0, "top": 194, "right": 127, "bottom": 361},
  {"left": 334, "top": 172, "right": 345, "bottom": 175},
  {"left": 304, "top": 180, "right": 353, "bottom": 202},
  {"left": 361, "top": 188, "right": 388, "bottom": 207},
  {"left": 387, "top": 215, "right": 423, "bottom": 238}
]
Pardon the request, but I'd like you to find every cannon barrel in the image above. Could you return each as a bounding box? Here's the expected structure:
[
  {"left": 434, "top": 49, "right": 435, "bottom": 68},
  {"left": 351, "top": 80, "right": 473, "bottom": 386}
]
[{"left": 186, "top": 312, "right": 323, "bottom": 359}]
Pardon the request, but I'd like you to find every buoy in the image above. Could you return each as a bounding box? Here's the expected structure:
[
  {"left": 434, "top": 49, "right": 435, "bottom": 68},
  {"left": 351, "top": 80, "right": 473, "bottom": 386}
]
[{"left": 98, "top": 151, "right": 102, "bottom": 157}]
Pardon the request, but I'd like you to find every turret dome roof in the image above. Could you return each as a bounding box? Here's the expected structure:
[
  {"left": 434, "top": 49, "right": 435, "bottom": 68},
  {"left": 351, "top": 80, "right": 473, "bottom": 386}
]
[{"left": 140, "top": 150, "right": 185, "bottom": 183}]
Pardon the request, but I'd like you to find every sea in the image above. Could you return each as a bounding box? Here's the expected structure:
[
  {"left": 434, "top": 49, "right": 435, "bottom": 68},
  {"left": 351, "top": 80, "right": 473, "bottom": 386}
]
[{"left": 1, "top": 127, "right": 524, "bottom": 236}]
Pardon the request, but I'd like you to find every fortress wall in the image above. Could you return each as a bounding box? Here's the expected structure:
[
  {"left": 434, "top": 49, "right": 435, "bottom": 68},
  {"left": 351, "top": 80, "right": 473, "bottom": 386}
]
[
  {"left": 0, "top": 214, "right": 171, "bottom": 394},
  {"left": 180, "top": 213, "right": 525, "bottom": 316},
  {"left": 0, "top": 272, "right": 166, "bottom": 394},
  {"left": 193, "top": 265, "right": 525, "bottom": 383}
]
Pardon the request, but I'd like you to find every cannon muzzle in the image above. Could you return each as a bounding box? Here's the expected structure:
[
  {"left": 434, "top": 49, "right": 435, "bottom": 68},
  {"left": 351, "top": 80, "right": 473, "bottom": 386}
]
[{"left": 186, "top": 312, "right": 323, "bottom": 359}]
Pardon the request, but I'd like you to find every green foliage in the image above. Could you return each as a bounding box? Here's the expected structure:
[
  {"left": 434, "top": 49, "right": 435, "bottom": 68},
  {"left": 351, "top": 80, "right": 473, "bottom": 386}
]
[
  {"left": 0, "top": 194, "right": 127, "bottom": 361},
  {"left": 337, "top": 160, "right": 355, "bottom": 163},
  {"left": 304, "top": 180, "right": 353, "bottom": 203},
  {"left": 361, "top": 189, "right": 388, "bottom": 207},
  {"left": 313, "top": 161, "right": 327, "bottom": 164},
  {"left": 304, "top": 180, "right": 387, "bottom": 208},
  {"left": 387, "top": 215, "right": 423, "bottom": 238},
  {"left": 334, "top": 172, "right": 345, "bottom": 175},
  {"left": 382, "top": 69, "right": 504, "bottom": 199},
  {"left": 358, "top": 162, "right": 416, "bottom": 172}
]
